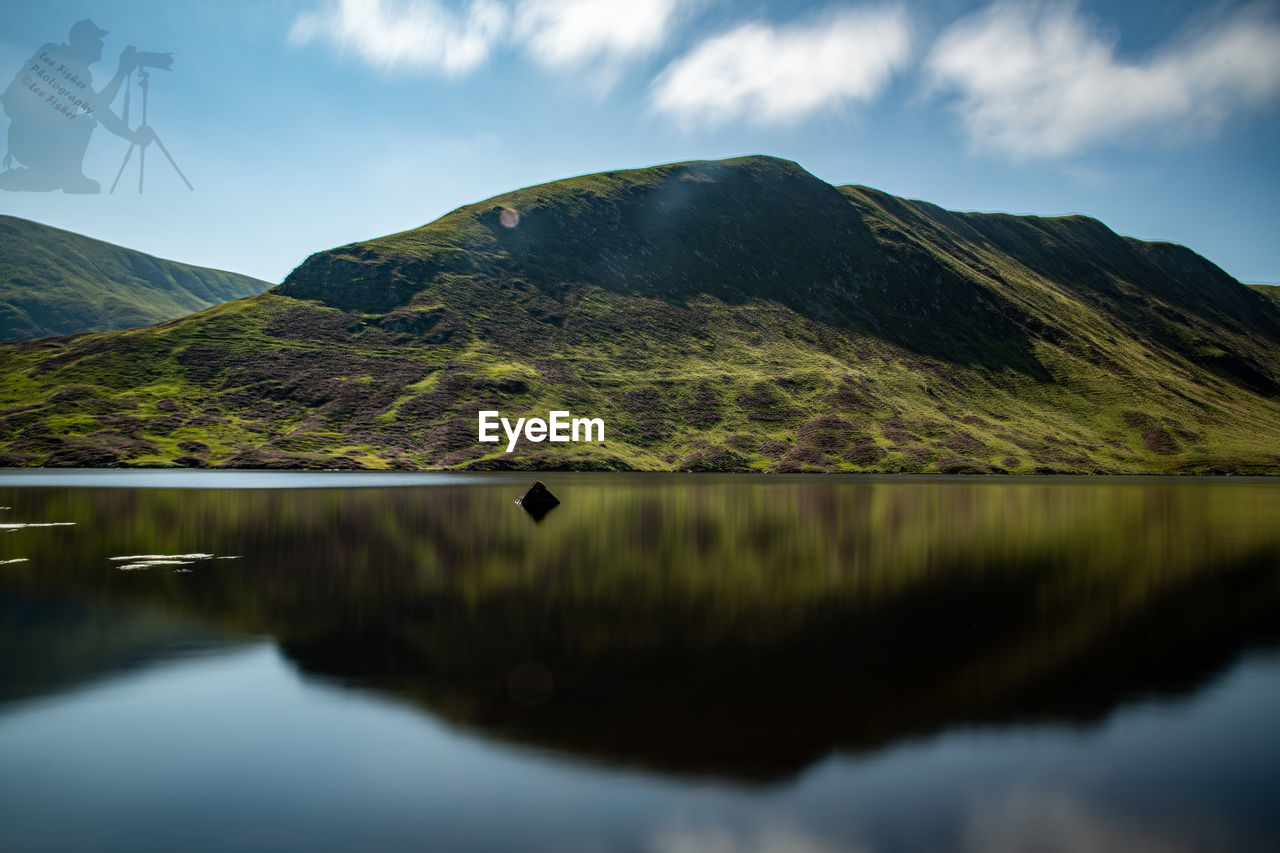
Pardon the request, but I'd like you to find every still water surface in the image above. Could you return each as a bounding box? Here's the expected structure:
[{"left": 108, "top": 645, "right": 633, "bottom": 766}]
[{"left": 1, "top": 471, "right": 1278, "bottom": 851}]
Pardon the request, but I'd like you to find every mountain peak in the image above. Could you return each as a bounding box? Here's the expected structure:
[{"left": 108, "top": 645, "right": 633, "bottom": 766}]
[
  {"left": 275, "top": 155, "right": 1280, "bottom": 385},
  {"left": 278, "top": 154, "right": 876, "bottom": 311}
]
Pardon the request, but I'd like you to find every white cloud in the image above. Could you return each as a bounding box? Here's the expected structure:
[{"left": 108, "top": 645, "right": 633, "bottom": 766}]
[
  {"left": 516, "top": 0, "right": 685, "bottom": 70},
  {"left": 925, "top": 1, "right": 1280, "bottom": 159},
  {"left": 288, "top": 0, "right": 510, "bottom": 76},
  {"left": 649, "top": 5, "right": 913, "bottom": 129},
  {"left": 290, "top": 0, "right": 686, "bottom": 85}
]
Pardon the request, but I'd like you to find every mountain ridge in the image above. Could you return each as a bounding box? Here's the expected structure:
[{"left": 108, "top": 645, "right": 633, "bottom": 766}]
[
  {"left": 1, "top": 154, "right": 1278, "bottom": 473},
  {"left": 0, "top": 215, "right": 271, "bottom": 342}
]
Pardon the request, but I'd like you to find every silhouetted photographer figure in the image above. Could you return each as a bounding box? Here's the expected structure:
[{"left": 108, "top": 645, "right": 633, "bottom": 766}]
[{"left": 0, "top": 20, "right": 155, "bottom": 193}]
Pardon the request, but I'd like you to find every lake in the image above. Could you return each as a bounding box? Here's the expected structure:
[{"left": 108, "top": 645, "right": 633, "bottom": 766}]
[{"left": 2, "top": 471, "right": 1278, "bottom": 852}]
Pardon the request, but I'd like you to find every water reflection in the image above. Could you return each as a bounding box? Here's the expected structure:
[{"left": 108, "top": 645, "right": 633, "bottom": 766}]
[
  {"left": 2, "top": 474, "right": 1277, "bottom": 786},
  {"left": 0, "top": 589, "right": 242, "bottom": 705}
]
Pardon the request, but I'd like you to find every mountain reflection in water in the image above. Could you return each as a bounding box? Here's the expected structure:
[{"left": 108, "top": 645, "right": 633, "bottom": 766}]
[{"left": 3, "top": 474, "right": 1278, "bottom": 787}]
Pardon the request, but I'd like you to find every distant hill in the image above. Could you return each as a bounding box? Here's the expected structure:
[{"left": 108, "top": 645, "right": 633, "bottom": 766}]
[
  {"left": 0, "top": 216, "right": 271, "bottom": 341},
  {"left": 1, "top": 155, "right": 1279, "bottom": 472}
]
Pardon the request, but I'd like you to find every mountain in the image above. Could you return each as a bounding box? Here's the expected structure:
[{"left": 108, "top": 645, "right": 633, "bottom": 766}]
[
  {"left": 0, "top": 216, "right": 271, "bottom": 341},
  {"left": 1, "top": 155, "right": 1279, "bottom": 472}
]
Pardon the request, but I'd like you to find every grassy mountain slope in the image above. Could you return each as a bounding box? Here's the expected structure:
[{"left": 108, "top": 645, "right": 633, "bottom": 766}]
[
  {"left": 1249, "top": 283, "right": 1280, "bottom": 309},
  {"left": 0, "top": 216, "right": 271, "bottom": 341},
  {"left": 1, "top": 155, "right": 1279, "bottom": 472}
]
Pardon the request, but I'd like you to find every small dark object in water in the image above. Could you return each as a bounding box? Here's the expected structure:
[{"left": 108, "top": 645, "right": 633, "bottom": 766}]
[{"left": 517, "top": 481, "right": 560, "bottom": 521}]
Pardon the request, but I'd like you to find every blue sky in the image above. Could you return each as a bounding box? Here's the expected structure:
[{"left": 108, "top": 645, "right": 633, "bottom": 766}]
[{"left": 1, "top": 0, "right": 1278, "bottom": 285}]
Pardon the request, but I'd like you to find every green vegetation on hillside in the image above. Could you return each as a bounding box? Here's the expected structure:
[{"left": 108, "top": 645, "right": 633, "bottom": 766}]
[
  {"left": 1248, "top": 283, "right": 1280, "bottom": 309},
  {"left": 0, "top": 215, "right": 270, "bottom": 341},
  {"left": 1, "top": 155, "right": 1279, "bottom": 472}
]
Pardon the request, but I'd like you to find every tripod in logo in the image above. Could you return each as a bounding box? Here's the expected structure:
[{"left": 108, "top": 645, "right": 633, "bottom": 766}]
[{"left": 109, "top": 52, "right": 192, "bottom": 194}]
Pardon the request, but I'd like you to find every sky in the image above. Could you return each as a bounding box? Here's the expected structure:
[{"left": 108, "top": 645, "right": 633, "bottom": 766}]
[{"left": 1, "top": 0, "right": 1278, "bottom": 285}]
